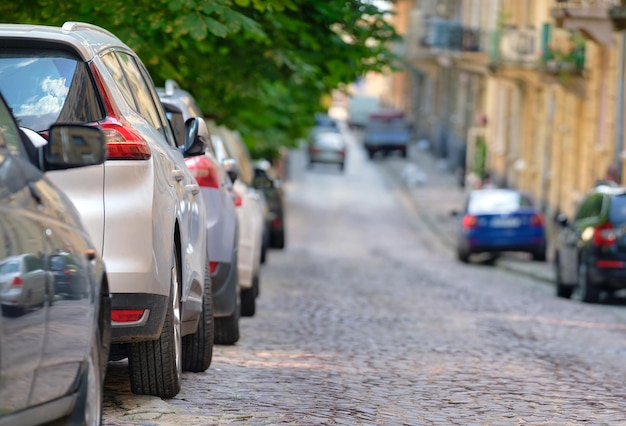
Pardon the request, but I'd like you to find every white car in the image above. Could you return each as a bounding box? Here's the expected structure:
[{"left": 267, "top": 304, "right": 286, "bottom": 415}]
[
  {"left": 0, "top": 22, "right": 213, "bottom": 398},
  {"left": 209, "top": 124, "right": 266, "bottom": 317},
  {"left": 158, "top": 81, "right": 241, "bottom": 344}
]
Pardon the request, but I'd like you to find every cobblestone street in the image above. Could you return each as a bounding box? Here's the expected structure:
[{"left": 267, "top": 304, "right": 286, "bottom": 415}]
[{"left": 103, "top": 130, "right": 626, "bottom": 425}]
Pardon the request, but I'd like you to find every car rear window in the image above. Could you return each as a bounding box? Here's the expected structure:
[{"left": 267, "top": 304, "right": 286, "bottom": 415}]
[
  {"left": 0, "top": 260, "right": 19, "bottom": 274},
  {"left": 609, "top": 194, "right": 626, "bottom": 223},
  {"left": 0, "top": 49, "right": 104, "bottom": 132},
  {"left": 468, "top": 190, "right": 534, "bottom": 214},
  {"left": 314, "top": 132, "right": 344, "bottom": 149}
]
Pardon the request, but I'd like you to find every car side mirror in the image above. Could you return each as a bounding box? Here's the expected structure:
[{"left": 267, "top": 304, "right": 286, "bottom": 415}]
[
  {"left": 556, "top": 213, "right": 570, "bottom": 227},
  {"left": 44, "top": 124, "right": 106, "bottom": 171},
  {"left": 222, "top": 158, "right": 239, "bottom": 183},
  {"left": 182, "top": 117, "right": 207, "bottom": 157}
]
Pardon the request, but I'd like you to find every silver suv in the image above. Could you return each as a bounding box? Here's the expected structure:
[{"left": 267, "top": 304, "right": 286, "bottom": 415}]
[{"left": 0, "top": 22, "right": 213, "bottom": 398}]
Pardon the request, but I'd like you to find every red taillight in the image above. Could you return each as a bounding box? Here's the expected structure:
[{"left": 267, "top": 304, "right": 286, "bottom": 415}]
[
  {"left": 593, "top": 222, "right": 617, "bottom": 247},
  {"left": 10, "top": 276, "right": 23, "bottom": 288},
  {"left": 111, "top": 309, "right": 145, "bottom": 322},
  {"left": 209, "top": 262, "right": 218, "bottom": 274},
  {"left": 530, "top": 213, "right": 544, "bottom": 227},
  {"left": 185, "top": 156, "right": 220, "bottom": 188},
  {"left": 338, "top": 149, "right": 346, "bottom": 157},
  {"left": 233, "top": 193, "right": 242, "bottom": 207},
  {"left": 462, "top": 215, "right": 478, "bottom": 229},
  {"left": 596, "top": 260, "right": 626, "bottom": 268},
  {"left": 99, "top": 117, "right": 151, "bottom": 160},
  {"left": 272, "top": 217, "right": 282, "bottom": 229}
]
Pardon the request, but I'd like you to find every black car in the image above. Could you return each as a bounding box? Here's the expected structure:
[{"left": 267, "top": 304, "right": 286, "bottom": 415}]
[
  {"left": 254, "top": 160, "right": 286, "bottom": 249},
  {"left": 0, "top": 91, "right": 111, "bottom": 424},
  {"left": 554, "top": 185, "right": 626, "bottom": 303}
]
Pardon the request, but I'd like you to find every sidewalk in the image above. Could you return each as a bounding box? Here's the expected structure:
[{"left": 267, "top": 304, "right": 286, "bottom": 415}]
[{"left": 386, "top": 143, "right": 556, "bottom": 285}]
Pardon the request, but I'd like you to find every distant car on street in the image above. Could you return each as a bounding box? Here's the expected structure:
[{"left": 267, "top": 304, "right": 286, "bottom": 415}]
[
  {"left": 455, "top": 189, "right": 547, "bottom": 263},
  {"left": 307, "top": 129, "right": 347, "bottom": 171},
  {"left": 363, "top": 110, "right": 411, "bottom": 159},
  {"left": 254, "top": 159, "right": 286, "bottom": 249},
  {"left": 554, "top": 185, "right": 626, "bottom": 303}
]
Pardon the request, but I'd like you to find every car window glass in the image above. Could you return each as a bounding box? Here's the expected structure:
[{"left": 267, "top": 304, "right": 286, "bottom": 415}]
[
  {"left": 609, "top": 195, "right": 626, "bottom": 224},
  {"left": 0, "top": 49, "right": 103, "bottom": 132},
  {"left": 468, "top": 191, "right": 525, "bottom": 214},
  {"left": 116, "top": 52, "right": 163, "bottom": 132},
  {"left": 575, "top": 194, "right": 602, "bottom": 220},
  {"left": 134, "top": 59, "right": 176, "bottom": 146},
  {"left": 101, "top": 52, "right": 136, "bottom": 111},
  {"left": 0, "top": 260, "right": 19, "bottom": 274}
]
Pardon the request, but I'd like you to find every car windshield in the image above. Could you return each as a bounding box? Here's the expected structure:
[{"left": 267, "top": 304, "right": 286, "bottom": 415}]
[
  {"left": 610, "top": 194, "right": 626, "bottom": 223},
  {"left": 468, "top": 190, "right": 533, "bottom": 214},
  {"left": 0, "top": 49, "right": 104, "bottom": 131}
]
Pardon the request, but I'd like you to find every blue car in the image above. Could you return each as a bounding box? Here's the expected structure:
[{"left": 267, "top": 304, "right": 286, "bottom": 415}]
[{"left": 456, "top": 189, "right": 547, "bottom": 263}]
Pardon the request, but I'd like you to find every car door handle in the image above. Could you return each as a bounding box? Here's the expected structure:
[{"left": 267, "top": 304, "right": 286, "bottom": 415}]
[
  {"left": 186, "top": 184, "right": 200, "bottom": 195},
  {"left": 172, "top": 169, "right": 184, "bottom": 182}
]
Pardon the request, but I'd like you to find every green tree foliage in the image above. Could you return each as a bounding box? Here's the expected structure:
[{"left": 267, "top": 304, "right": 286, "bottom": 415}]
[{"left": 0, "top": 0, "right": 399, "bottom": 158}]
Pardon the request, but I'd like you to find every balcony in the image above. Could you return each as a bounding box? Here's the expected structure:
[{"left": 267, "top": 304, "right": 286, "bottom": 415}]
[
  {"left": 489, "top": 26, "right": 539, "bottom": 66},
  {"left": 551, "top": 0, "right": 620, "bottom": 45},
  {"left": 418, "top": 17, "right": 487, "bottom": 53}
]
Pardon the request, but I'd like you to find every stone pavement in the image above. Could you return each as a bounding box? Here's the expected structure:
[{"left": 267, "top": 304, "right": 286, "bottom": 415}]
[{"left": 381, "top": 143, "right": 556, "bottom": 285}]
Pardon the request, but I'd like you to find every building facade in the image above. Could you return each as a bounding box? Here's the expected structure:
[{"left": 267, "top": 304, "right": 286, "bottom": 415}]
[{"left": 393, "top": 0, "right": 626, "bottom": 220}]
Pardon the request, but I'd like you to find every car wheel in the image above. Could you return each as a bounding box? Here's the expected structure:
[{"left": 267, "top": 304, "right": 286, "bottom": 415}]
[
  {"left": 578, "top": 262, "right": 600, "bottom": 304},
  {"left": 182, "top": 258, "right": 214, "bottom": 372},
  {"left": 270, "top": 229, "right": 285, "bottom": 249},
  {"left": 532, "top": 246, "right": 547, "bottom": 261},
  {"left": 401, "top": 148, "right": 407, "bottom": 158},
  {"left": 214, "top": 306, "right": 240, "bottom": 345},
  {"left": 68, "top": 304, "right": 104, "bottom": 425},
  {"left": 367, "top": 149, "right": 375, "bottom": 159},
  {"left": 339, "top": 162, "right": 345, "bottom": 172},
  {"left": 555, "top": 257, "right": 573, "bottom": 299},
  {"left": 240, "top": 286, "right": 256, "bottom": 317},
  {"left": 457, "top": 247, "right": 470, "bottom": 263},
  {"left": 129, "top": 247, "right": 182, "bottom": 398}
]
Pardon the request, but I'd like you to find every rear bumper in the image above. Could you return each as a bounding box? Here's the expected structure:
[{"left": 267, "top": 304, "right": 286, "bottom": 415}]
[
  {"left": 461, "top": 238, "right": 546, "bottom": 255},
  {"left": 110, "top": 293, "right": 168, "bottom": 343},
  {"left": 589, "top": 261, "right": 626, "bottom": 289},
  {"left": 211, "top": 252, "right": 239, "bottom": 318}
]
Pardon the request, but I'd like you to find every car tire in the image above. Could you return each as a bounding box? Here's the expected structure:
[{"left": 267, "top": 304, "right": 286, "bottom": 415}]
[
  {"left": 579, "top": 262, "right": 600, "bottom": 304},
  {"left": 240, "top": 286, "right": 255, "bottom": 317},
  {"left": 271, "top": 230, "right": 285, "bottom": 249},
  {"left": 182, "top": 258, "right": 214, "bottom": 372},
  {"left": 555, "top": 258, "right": 573, "bottom": 299},
  {"left": 367, "top": 149, "right": 375, "bottom": 159},
  {"left": 401, "top": 148, "right": 407, "bottom": 158},
  {"left": 532, "top": 246, "right": 547, "bottom": 261},
  {"left": 214, "top": 306, "right": 240, "bottom": 345},
  {"left": 457, "top": 247, "right": 470, "bottom": 263},
  {"left": 129, "top": 247, "right": 182, "bottom": 398},
  {"left": 339, "top": 162, "right": 345, "bottom": 172}
]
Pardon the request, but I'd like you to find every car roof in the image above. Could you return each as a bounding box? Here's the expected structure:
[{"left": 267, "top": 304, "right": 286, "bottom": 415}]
[
  {"left": 369, "top": 110, "right": 405, "bottom": 120},
  {"left": 0, "top": 22, "right": 132, "bottom": 60},
  {"left": 593, "top": 185, "right": 626, "bottom": 196}
]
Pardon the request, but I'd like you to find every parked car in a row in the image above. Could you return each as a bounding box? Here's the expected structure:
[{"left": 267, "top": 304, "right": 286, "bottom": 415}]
[
  {"left": 554, "top": 185, "right": 626, "bottom": 303},
  {"left": 0, "top": 90, "right": 111, "bottom": 424},
  {"left": 209, "top": 123, "right": 267, "bottom": 317},
  {"left": 157, "top": 81, "right": 241, "bottom": 344},
  {"left": 0, "top": 22, "right": 213, "bottom": 401},
  {"left": 454, "top": 189, "right": 547, "bottom": 263}
]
